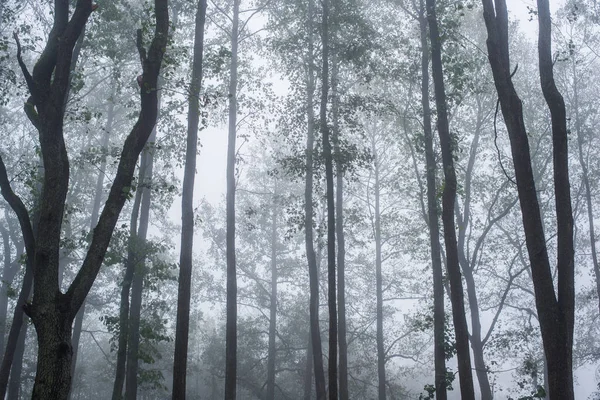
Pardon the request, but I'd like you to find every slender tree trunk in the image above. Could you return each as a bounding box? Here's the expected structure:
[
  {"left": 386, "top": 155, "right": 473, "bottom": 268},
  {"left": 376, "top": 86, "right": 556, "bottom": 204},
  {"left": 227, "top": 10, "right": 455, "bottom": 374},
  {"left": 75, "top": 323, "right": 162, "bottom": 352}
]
[
  {"left": 426, "top": 1, "right": 475, "bottom": 398},
  {"left": 172, "top": 2, "right": 206, "bottom": 398},
  {"left": 455, "top": 105, "right": 493, "bottom": 400},
  {"left": 303, "top": 334, "right": 313, "bottom": 400},
  {"left": 266, "top": 198, "right": 278, "bottom": 400},
  {"left": 6, "top": 320, "right": 27, "bottom": 400},
  {"left": 372, "top": 138, "right": 386, "bottom": 400},
  {"left": 112, "top": 161, "right": 146, "bottom": 400},
  {"left": 331, "top": 33, "right": 349, "bottom": 400},
  {"left": 572, "top": 60, "right": 600, "bottom": 315},
  {"left": 0, "top": 228, "right": 14, "bottom": 357},
  {"left": 225, "top": 2, "right": 240, "bottom": 399},
  {"left": 319, "top": 1, "right": 338, "bottom": 398},
  {"left": 305, "top": 0, "right": 326, "bottom": 397},
  {"left": 125, "top": 124, "right": 157, "bottom": 400},
  {"left": 417, "top": 3, "right": 447, "bottom": 399},
  {"left": 70, "top": 78, "right": 117, "bottom": 400}
]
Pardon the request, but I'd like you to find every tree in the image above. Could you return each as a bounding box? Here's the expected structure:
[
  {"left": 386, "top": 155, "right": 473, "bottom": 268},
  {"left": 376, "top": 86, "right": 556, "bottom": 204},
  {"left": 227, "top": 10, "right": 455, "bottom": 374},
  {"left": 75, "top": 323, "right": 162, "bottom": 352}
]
[
  {"left": 172, "top": 1, "right": 207, "bottom": 398},
  {"left": 480, "top": 1, "right": 575, "bottom": 398},
  {"left": 0, "top": 0, "right": 169, "bottom": 398},
  {"left": 426, "top": 0, "right": 476, "bottom": 398}
]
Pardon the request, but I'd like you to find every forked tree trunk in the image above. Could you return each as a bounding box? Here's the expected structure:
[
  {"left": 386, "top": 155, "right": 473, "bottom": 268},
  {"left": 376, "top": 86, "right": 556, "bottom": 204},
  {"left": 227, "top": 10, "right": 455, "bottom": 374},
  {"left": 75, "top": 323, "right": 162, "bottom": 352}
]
[
  {"left": 480, "top": 1, "right": 575, "bottom": 398},
  {"left": 417, "top": 3, "right": 447, "bottom": 398},
  {"left": 426, "top": 0, "right": 475, "bottom": 398}
]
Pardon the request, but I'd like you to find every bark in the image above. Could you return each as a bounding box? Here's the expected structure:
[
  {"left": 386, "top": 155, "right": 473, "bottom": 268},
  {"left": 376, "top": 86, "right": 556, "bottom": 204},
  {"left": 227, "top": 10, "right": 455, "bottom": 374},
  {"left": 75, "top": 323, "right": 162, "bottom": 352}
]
[
  {"left": 305, "top": 0, "right": 326, "bottom": 397},
  {"left": 417, "top": 3, "right": 447, "bottom": 399},
  {"left": 319, "top": 1, "right": 338, "bottom": 398},
  {"left": 266, "top": 198, "right": 278, "bottom": 400},
  {"left": 0, "top": 1, "right": 169, "bottom": 398},
  {"left": 6, "top": 320, "right": 27, "bottom": 400},
  {"left": 172, "top": 1, "right": 206, "bottom": 398},
  {"left": 372, "top": 137, "right": 386, "bottom": 400},
  {"left": 225, "top": 1, "right": 240, "bottom": 399},
  {"left": 425, "top": 1, "right": 475, "bottom": 398},
  {"left": 480, "top": 1, "right": 574, "bottom": 398},
  {"left": 125, "top": 124, "right": 157, "bottom": 400}
]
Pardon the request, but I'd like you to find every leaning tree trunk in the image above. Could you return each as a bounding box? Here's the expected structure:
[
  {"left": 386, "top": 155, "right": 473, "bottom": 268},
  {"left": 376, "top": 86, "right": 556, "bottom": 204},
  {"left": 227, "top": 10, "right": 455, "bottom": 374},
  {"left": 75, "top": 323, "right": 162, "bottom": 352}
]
[
  {"left": 417, "top": 3, "right": 447, "bottom": 398},
  {"left": 172, "top": 1, "right": 206, "bottom": 398},
  {"left": 225, "top": 1, "right": 240, "bottom": 399},
  {"left": 304, "top": 0, "right": 326, "bottom": 397},
  {"left": 426, "top": 0, "right": 475, "bottom": 398},
  {"left": 480, "top": 1, "right": 574, "bottom": 398}
]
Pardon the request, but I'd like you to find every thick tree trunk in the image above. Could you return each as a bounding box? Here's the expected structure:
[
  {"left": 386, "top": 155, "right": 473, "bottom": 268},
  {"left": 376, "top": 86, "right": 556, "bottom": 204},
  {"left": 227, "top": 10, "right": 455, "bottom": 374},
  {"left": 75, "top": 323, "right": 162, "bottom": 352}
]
[
  {"left": 417, "top": 4, "right": 447, "bottom": 399},
  {"left": 305, "top": 0, "right": 326, "bottom": 397},
  {"left": 225, "top": 2, "right": 240, "bottom": 399},
  {"left": 319, "top": 1, "right": 338, "bottom": 398},
  {"left": 172, "top": 2, "right": 206, "bottom": 398},
  {"left": 372, "top": 139, "right": 386, "bottom": 400},
  {"left": 426, "top": 1, "right": 475, "bottom": 398},
  {"left": 266, "top": 200, "right": 278, "bottom": 400},
  {"left": 6, "top": 320, "right": 27, "bottom": 400}
]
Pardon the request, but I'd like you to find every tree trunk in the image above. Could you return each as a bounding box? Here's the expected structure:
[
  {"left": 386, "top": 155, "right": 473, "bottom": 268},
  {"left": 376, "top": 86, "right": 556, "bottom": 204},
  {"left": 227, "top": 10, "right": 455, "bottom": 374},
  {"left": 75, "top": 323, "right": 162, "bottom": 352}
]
[
  {"left": 305, "top": 0, "right": 326, "bottom": 397},
  {"left": 303, "top": 334, "right": 313, "bottom": 400},
  {"left": 572, "top": 57, "right": 600, "bottom": 316},
  {"left": 319, "top": 1, "right": 338, "bottom": 398},
  {"left": 331, "top": 32, "right": 349, "bottom": 400},
  {"left": 372, "top": 137, "right": 386, "bottom": 400},
  {"left": 266, "top": 198, "right": 278, "bottom": 400},
  {"left": 112, "top": 157, "right": 146, "bottom": 400},
  {"left": 225, "top": 1, "right": 240, "bottom": 399},
  {"left": 480, "top": 1, "right": 575, "bottom": 398},
  {"left": 6, "top": 320, "right": 27, "bottom": 400},
  {"left": 426, "top": 1, "right": 475, "bottom": 398},
  {"left": 125, "top": 123, "right": 157, "bottom": 400},
  {"left": 172, "top": 1, "right": 206, "bottom": 398},
  {"left": 417, "top": 3, "right": 447, "bottom": 399}
]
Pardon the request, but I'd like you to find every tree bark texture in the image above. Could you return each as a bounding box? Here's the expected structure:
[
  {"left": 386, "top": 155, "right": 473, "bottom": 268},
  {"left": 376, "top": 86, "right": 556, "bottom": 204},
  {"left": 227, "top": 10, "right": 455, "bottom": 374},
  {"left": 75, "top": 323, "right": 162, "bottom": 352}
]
[
  {"left": 0, "top": 1, "right": 169, "bottom": 398},
  {"left": 172, "top": 1, "right": 207, "bottom": 398},
  {"left": 426, "top": 1, "right": 476, "bottom": 398}
]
